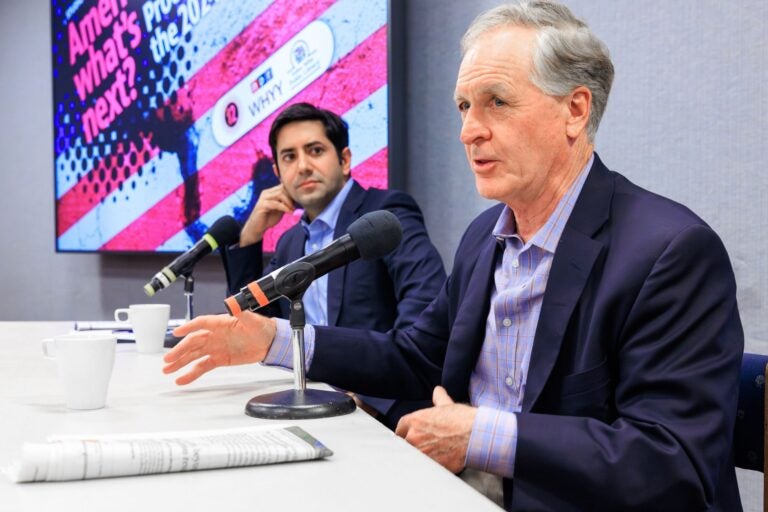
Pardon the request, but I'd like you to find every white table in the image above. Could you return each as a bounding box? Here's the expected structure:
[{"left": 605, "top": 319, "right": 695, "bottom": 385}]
[{"left": 0, "top": 322, "right": 500, "bottom": 511}]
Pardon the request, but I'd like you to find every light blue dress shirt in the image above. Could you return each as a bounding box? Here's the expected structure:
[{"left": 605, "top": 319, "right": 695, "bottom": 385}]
[{"left": 299, "top": 178, "right": 355, "bottom": 326}]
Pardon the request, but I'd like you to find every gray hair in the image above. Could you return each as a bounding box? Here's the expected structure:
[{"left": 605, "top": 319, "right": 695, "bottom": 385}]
[{"left": 461, "top": 1, "right": 614, "bottom": 141}]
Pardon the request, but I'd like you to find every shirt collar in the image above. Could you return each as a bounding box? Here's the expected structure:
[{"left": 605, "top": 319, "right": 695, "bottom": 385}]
[
  {"left": 492, "top": 153, "right": 594, "bottom": 254},
  {"left": 301, "top": 178, "right": 356, "bottom": 232}
]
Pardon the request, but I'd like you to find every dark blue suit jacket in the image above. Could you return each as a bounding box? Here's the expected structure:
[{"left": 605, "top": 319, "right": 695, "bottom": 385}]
[
  {"left": 222, "top": 181, "right": 447, "bottom": 427},
  {"left": 308, "top": 155, "right": 744, "bottom": 511}
]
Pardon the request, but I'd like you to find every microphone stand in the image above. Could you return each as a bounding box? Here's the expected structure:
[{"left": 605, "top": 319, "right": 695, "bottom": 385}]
[
  {"left": 245, "top": 264, "right": 356, "bottom": 419},
  {"left": 183, "top": 274, "right": 194, "bottom": 321}
]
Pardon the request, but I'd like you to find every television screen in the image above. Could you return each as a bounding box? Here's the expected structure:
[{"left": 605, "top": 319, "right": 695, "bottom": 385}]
[{"left": 52, "top": 0, "right": 392, "bottom": 253}]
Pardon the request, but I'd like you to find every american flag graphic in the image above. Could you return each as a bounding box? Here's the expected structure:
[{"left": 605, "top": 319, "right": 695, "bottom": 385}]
[{"left": 52, "top": 0, "right": 389, "bottom": 253}]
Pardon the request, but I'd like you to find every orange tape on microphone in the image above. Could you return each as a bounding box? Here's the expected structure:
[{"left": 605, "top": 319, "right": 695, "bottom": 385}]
[
  {"left": 247, "top": 282, "right": 270, "bottom": 307},
  {"left": 224, "top": 296, "right": 243, "bottom": 317}
]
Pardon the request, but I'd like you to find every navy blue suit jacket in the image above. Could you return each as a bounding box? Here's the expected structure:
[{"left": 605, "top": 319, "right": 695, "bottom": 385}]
[
  {"left": 308, "top": 155, "right": 744, "bottom": 511},
  {"left": 222, "top": 181, "right": 446, "bottom": 426}
]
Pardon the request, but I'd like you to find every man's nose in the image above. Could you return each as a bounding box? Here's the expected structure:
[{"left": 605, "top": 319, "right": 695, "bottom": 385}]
[
  {"left": 459, "top": 108, "right": 491, "bottom": 145},
  {"left": 295, "top": 152, "right": 313, "bottom": 174}
]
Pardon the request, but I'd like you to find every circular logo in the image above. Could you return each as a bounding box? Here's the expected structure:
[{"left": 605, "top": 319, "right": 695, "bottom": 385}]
[
  {"left": 225, "top": 102, "right": 239, "bottom": 127},
  {"left": 291, "top": 41, "right": 309, "bottom": 66}
]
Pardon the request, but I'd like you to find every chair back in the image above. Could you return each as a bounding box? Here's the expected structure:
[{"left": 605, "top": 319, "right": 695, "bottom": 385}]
[{"left": 733, "top": 352, "right": 768, "bottom": 473}]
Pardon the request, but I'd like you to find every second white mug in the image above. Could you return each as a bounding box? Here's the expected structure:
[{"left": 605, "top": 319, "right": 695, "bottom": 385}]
[{"left": 114, "top": 304, "right": 171, "bottom": 353}]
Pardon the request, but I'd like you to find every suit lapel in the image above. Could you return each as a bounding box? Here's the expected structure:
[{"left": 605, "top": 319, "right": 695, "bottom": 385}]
[
  {"left": 443, "top": 230, "right": 501, "bottom": 403},
  {"left": 284, "top": 226, "right": 307, "bottom": 264},
  {"left": 522, "top": 155, "right": 614, "bottom": 411},
  {"left": 522, "top": 227, "right": 604, "bottom": 410},
  {"left": 327, "top": 182, "right": 366, "bottom": 326}
]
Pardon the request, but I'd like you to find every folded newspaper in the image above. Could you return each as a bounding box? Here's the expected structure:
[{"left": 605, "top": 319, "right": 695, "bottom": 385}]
[{"left": 4, "top": 425, "right": 332, "bottom": 483}]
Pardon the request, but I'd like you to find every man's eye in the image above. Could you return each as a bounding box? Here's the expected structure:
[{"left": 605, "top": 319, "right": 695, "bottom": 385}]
[
  {"left": 493, "top": 97, "right": 505, "bottom": 107},
  {"left": 457, "top": 101, "right": 469, "bottom": 112},
  {"left": 282, "top": 154, "right": 295, "bottom": 162},
  {"left": 309, "top": 146, "right": 324, "bottom": 155}
]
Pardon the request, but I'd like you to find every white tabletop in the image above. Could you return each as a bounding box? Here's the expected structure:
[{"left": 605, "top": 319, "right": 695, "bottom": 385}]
[{"left": 0, "top": 322, "right": 500, "bottom": 512}]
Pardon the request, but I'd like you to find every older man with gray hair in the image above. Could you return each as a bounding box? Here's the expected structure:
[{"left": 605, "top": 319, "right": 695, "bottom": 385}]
[{"left": 165, "top": 2, "right": 743, "bottom": 510}]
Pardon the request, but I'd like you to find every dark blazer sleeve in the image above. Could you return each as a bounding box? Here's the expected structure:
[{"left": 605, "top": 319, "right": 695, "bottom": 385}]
[
  {"left": 378, "top": 190, "right": 447, "bottom": 329},
  {"left": 310, "top": 286, "right": 451, "bottom": 400},
  {"left": 308, "top": 203, "right": 501, "bottom": 399},
  {"left": 330, "top": 188, "right": 446, "bottom": 423},
  {"left": 307, "top": 207, "right": 490, "bottom": 400}
]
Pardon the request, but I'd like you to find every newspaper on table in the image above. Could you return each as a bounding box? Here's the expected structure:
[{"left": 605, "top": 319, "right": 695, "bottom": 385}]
[{"left": 3, "top": 425, "right": 332, "bottom": 483}]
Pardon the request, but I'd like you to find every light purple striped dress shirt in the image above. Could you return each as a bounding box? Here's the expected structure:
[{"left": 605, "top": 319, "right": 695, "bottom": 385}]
[
  {"left": 267, "top": 155, "right": 594, "bottom": 480},
  {"left": 465, "top": 154, "right": 593, "bottom": 477}
]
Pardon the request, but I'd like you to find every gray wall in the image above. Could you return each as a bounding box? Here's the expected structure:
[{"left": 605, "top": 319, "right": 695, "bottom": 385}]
[{"left": 1, "top": 0, "right": 765, "bottom": 507}]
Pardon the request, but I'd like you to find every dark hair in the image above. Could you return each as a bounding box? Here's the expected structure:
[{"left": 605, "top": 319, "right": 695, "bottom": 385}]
[{"left": 268, "top": 103, "right": 349, "bottom": 169}]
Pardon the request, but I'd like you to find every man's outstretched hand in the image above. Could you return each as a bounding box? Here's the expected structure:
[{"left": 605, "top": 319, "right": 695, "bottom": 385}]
[{"left": 162, "top": 312, "right": 277, "bottom": 385}]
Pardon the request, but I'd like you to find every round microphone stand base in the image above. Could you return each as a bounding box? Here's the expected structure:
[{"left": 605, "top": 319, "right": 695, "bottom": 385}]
[{"left": 245, "top": 388, "right": 356, "bottom": 420}]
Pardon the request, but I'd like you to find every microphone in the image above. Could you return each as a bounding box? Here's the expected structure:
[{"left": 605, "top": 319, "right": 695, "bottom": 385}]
[
  {"left": 224, "top": 210, "right": 403, "bottom": 316},
  {"left": 144, "top": 215, "right": 241, "bottom": 296}
]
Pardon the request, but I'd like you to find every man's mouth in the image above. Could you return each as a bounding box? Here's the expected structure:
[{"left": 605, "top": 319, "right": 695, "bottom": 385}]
[
  {"left": 297, "top": 180, "right": 320, "bottom": 189},
  {"left": 472, "top": 158, "right": 497, "bottom": 172}
]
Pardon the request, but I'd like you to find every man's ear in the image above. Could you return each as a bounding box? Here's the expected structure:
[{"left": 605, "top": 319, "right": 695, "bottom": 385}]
[
  {"left": 565, "top": 86, "right": 591, "bottom": 139},
  {"left": 340, "top": 147, "right": 352, "bottom": 177},
  {"left": 272, "top": 163, "right": 280, "bottom": 179}
]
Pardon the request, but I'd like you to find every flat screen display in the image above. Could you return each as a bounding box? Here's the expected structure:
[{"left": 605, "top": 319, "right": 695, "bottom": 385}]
[{"left": 52, "top": 0, "right": 391, "bottom": 252}]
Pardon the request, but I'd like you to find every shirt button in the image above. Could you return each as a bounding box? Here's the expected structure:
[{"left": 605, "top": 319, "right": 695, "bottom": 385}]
[
  {"left": 505, "top": 376, "right": 514, "bottom": 387},
  {"left": 502, "top": 318, "right": 512, "bottom": 327},
  {"left": 511, "top": 259, "right": 519, "bottom": 268},
  {"left": 312, "top": 243, "right": 318, "bottom": 250}
]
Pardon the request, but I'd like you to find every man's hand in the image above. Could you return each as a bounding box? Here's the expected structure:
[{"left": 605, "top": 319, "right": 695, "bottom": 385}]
[
  {"left": 240, "top": 185, "right": 296, "bottom": 246},
  {"left": 162, "top": 312, "right": 277, "bottom": 385},
  {"left": 395, "top": 386, "right": 477, "bottom": 473}
]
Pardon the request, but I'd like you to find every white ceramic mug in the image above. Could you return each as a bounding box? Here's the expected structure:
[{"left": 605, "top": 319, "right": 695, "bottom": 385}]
[
  {"left": 42, "top": 331, "right": 117, "bottom": 410},
  {"left": 114, "top": 304, "right": 171, "bottom": 354}
]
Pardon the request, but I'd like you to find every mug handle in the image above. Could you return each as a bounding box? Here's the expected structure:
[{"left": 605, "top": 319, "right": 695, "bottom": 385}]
[
  {"left": 42, "top": 338, "right": 55, "bottom": 359},
  {"left": 114, "top": 308, "right": 130, "bottom": 322}
]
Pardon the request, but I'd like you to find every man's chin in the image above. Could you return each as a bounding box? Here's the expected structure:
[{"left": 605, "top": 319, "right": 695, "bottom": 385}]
[
  {"left": 296, "top": 192, "right": 332, "bottom": 213},
  {"left": 474, "top": 182, "right": 500, "bottom": 202},
  {"left": 295, "top": 184, "right": 324, "bottom": 199}
]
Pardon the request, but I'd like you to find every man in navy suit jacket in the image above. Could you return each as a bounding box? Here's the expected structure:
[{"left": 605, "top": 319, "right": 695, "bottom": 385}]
[
  {"left": 220, "top": 102, "right": 446, "bottom": 429},
  {"left": 166, "top": 2, "right": 743, "bottom": 510}
]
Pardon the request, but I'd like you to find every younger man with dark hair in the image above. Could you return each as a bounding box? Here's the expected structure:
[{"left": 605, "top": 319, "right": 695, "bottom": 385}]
[{"left": 221, "top": 102, "right": 446, "bottom": 429}]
